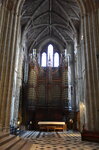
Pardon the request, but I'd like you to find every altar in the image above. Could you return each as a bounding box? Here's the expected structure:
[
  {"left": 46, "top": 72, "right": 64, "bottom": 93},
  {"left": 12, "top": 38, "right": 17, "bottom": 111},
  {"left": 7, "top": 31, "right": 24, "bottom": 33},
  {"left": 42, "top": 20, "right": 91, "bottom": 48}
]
[{"left": 38, "top": 121, "right": 66, "bottom": 131}]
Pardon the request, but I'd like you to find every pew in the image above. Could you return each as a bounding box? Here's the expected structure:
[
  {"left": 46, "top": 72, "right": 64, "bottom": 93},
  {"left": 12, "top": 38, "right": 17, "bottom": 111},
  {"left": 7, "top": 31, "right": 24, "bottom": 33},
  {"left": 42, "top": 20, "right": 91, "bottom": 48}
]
[{"left": 81, "top": 130, "right": 99, "bottom": 143}]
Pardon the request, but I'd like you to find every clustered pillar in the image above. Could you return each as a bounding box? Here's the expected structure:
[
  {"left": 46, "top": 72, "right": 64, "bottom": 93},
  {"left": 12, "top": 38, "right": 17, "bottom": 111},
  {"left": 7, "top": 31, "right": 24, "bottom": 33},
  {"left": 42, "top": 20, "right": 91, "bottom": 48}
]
[
  {"left": 80, "top": 9, "right": 99, "bottom": 131},
  {"left": 0, "top": 2, "right": 21, "bottom": 132}
]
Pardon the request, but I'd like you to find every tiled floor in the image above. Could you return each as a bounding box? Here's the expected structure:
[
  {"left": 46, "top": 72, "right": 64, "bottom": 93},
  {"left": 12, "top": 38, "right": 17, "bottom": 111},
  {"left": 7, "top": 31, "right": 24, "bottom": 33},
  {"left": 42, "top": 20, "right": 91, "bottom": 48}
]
[{"left": 21, "top": 131, "right": 99, "bottom": 150}]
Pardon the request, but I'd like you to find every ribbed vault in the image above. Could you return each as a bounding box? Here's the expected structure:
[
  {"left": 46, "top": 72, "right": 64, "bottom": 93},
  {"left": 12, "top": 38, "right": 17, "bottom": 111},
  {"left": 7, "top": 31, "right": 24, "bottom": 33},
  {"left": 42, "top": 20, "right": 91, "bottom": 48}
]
[
  {"left": 0, "top": 0, "right": 97, "bottom": 14},
  {"left": 17, "top": 0, "right": 80, "bottom": 53},
  {"left": 0, "top": 0, "right": 98, "bottom": 52}
]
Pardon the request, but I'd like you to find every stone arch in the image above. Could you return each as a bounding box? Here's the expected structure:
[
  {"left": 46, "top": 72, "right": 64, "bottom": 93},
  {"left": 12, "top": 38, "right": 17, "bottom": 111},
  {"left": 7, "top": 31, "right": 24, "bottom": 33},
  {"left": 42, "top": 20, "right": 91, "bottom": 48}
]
[{"left": 38, "top": 37, "right": 64, "bottom": 53}]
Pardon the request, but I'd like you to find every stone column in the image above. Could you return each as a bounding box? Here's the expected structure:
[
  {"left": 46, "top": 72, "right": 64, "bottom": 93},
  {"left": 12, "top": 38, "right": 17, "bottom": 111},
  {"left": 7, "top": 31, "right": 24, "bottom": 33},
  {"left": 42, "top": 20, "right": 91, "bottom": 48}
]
[
  {"left": 0, "top": 6, "right": 15, "bottom": 131},
  {"left": 0, "top": 4, "right": 5, "bottom": 55},
  {"left": 75, "top": 45, "right": 82, "bottom": 108},
  {"left": 90, "top": 10, "right": 99, "bottom": 130},
  {"left": 88, "top": 11, "right": 99, "bottom": 130},
  {"left": 0, "top": 6, "right": 10, "bottom": 110},
  {"left": 0, "top": 4, "right": 21, "bottom": 131},
  {"left": 4, "top": 15, "right": 21, "bottom": 131},
  {"left": 11, "top": 47, "right": 24, "bottom": 128},
  {"left": 95, "top": 9, "right": 99, "bottom": 77},
  {"left": 10, "top": 25, "right": 22, "bottom": 128},
  {"left": 67, "top": 43, "right": 76, "bottom": 110},
  {"left": 78, "top": 17, "right": 86, "bottom": 131},
  {"left": 83, "top": 13, "right": 95, "bottom": 131},
  {"left": 66, "top": 43, "right": 77, "bottom": 129},
  {"left": 83, "top": 10, "right": 99, "bottom": 131}
]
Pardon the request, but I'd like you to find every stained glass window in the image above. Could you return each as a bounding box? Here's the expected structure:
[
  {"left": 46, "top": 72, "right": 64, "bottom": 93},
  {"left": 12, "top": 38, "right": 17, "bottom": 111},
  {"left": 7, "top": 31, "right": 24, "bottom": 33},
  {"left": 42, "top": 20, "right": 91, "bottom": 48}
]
[
  {"left": 41, "top": 52, "right": 46, "bottom": 67},
  {"left": 41, "top": 44, "right": 59, "bottom": 67},
  {"left": 54, "top": 52, "right": 59, "bottom": 67},
  {"left": 48, "top": 44, "right": 53, "bottom": 67}
]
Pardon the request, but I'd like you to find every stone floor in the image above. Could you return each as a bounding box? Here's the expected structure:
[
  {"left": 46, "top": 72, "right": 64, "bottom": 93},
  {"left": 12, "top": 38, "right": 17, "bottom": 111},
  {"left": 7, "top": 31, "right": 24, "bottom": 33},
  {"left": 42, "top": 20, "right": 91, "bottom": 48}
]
[{"left": 21, "top": 131, "right": 99, "bottom": 150}]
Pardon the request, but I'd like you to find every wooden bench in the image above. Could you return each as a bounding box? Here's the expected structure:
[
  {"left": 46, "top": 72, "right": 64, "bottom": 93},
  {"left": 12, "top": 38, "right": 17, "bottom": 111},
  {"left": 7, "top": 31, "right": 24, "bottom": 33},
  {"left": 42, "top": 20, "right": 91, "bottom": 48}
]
[{"left": 81, "top": 130, "right": 99, "bottom": 143}]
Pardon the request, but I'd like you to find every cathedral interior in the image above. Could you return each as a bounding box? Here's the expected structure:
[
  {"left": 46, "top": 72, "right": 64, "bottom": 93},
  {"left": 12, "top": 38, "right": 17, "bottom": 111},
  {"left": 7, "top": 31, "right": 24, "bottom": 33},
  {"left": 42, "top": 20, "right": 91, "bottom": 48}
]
[{"left": 0, "top": 0, "right": 99, "bottom": 149}]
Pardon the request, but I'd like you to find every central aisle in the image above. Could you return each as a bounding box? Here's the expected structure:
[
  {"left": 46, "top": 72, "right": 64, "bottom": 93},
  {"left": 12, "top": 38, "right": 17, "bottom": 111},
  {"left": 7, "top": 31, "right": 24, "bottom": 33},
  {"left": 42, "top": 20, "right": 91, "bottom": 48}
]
[{"left": 21, "top": 131, "right": 99, "bottom": 150}]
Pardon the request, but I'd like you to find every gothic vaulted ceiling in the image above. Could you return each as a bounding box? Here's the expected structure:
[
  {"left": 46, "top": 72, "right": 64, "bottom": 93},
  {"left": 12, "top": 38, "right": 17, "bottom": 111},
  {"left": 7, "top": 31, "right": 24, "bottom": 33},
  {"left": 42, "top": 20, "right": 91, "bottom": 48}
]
[{"left": 21, "top": 0, "right": 80, "bottom": 52}]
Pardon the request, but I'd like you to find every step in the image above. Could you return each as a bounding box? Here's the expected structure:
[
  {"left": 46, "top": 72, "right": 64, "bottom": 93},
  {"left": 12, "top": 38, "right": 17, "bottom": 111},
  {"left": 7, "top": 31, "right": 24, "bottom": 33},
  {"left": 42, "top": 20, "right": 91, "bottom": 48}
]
[
  {"left": 10, "top": 139, "right": 27, "bottom": 150},
  {"left": 0, "top": 136, "right": 21, "bottom": 150},
  {"left": 21, "top": 131, "right": 33, "bottom": 138},
  {"left": 0, "top": 135, "right": 15, "bottom": 146},
  {"left": 21, "top": 132, "right": 29, "bottom": 138},
  {"left": 23, "top": 132, "right": 33, "bottom": 138},
  {"left": 22, "top": 131, "right": 30, "bottom": 138},
  {"left": 21, "top": 141, "right": 33, "bottom": 150},
  {"left": 0, "top": 132, "right": 9, "bottom": 139},
  {"left": 27, "top": 132, "right": 35, "bottom": 138}
]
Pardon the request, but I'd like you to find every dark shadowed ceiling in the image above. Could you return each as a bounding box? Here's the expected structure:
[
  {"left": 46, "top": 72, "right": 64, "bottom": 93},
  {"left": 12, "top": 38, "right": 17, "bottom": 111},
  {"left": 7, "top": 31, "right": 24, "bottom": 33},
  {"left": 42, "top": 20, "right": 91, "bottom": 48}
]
[{"left": 21, "top": 0, "right": 80, "bottom": 52}]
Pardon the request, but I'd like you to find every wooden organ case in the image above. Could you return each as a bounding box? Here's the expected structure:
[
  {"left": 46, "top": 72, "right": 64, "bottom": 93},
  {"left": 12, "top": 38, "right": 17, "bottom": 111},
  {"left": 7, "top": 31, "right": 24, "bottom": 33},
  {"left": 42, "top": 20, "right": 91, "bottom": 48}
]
[{"left": 23, "top": 62, "right": 68, "bottom": 130}]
